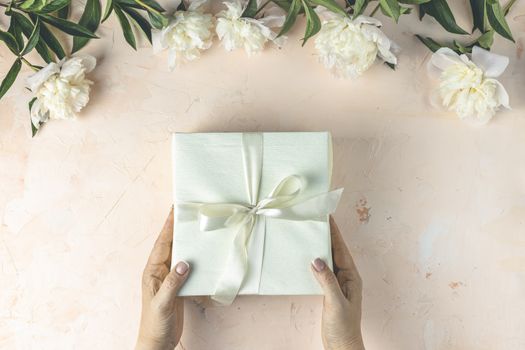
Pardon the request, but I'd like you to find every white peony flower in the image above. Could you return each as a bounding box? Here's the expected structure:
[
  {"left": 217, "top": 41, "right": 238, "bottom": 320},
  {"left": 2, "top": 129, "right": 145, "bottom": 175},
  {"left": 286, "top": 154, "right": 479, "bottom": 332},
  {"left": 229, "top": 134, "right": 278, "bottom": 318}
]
[
  {"left": 215, "top": 0, "right": 285, "bottom": 55},
  {"left": 314, "top": 13, "right": 397, "bottom": 78},
  {"left": 429, "top": 46, "right": 510, "bottom": 124},
  {"left": 152, "top": 0, "right": 214, "bottom": 70},
  {"left": 27, "top": 55, "right": 96, "bottom": 130}
]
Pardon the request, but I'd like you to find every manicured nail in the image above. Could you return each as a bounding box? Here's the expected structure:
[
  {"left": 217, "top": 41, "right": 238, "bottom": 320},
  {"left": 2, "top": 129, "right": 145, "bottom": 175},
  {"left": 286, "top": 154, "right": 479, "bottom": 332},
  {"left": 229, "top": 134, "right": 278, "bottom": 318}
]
[
  {"left": 312, "top": 258, "right": 326, "bottom": 272},
  {"left": 175, "top": 261, "right": 189, "bottom": 275}
]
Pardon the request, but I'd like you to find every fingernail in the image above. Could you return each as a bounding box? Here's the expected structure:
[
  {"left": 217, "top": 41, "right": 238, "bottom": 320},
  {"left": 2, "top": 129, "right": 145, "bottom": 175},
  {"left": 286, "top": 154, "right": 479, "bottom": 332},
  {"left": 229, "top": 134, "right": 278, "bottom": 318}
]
[
  {"left": 175, "top": 261, "right": 189, "bottom": 275},
  {"left": 312, "top": 258, "right": 326, "bottom": 272}
]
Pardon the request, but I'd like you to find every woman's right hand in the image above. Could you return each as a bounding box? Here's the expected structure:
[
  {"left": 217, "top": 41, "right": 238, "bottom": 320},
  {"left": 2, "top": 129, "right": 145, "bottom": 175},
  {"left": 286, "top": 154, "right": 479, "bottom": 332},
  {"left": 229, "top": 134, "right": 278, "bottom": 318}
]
[{"left": 311, "top": 217, "right": 365, "bottom": 350}]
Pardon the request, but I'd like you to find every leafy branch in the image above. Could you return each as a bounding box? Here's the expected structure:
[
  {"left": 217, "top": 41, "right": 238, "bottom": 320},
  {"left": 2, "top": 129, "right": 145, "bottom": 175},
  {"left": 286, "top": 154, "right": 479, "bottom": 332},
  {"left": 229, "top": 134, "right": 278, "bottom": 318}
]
[
  {"left": 0, "top": 0, "right": 519, "bottom": 105},
  {"left": 0, "top": 0, "right": 166, "bottom": 101},
  {"left": 416, "top": 0, "right": 516, "bottom": 53}
]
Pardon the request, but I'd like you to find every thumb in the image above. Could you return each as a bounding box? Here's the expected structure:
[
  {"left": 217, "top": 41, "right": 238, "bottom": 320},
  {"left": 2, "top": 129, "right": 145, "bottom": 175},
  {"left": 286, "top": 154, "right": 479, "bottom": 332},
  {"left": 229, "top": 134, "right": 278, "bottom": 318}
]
[
  {"left": 311, "top": 258, "right": 345, "bottom": 304},
  {"left": 155, "top": 261, "right": 190, "bottom": 306}
]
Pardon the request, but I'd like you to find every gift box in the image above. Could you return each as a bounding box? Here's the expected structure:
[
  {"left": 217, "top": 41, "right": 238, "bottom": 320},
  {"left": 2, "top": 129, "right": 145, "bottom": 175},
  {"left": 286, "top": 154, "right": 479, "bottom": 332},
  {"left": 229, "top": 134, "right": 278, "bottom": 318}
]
[{"left": 172, "top": 132, "right": 343, "bottom": 304}]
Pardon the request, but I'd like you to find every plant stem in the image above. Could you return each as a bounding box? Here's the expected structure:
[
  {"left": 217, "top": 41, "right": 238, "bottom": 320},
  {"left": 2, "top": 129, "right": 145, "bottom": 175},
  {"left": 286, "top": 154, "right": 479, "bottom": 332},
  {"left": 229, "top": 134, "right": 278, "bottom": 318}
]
[
  {"left": 0, "top": 3, "right": 9, "bottom": 7},
  {"left": 255, "top": 0, "right": 271, "bottom": 16},
  {"left": 370, "top": 3, "right": 380, "bottom": 16},
  {"left": 134, "top": 0, "right": 157, "bottom": 14},
  {"left": 21, "top": 57, "right": 39, "bottom": 71},
  {"left": 504, "top": 0, "right": 517, "bottom": 15}
]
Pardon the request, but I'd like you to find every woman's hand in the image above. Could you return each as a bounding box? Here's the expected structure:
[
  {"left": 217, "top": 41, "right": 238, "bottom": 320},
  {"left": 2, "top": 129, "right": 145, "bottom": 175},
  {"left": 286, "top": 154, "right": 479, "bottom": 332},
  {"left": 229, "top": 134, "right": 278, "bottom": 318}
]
[
  {"left": 136, "top": 208, "right": 190, "bottom": 350},
  {"left": 311, "top": 217, "right": 365, "bottom": 350}
]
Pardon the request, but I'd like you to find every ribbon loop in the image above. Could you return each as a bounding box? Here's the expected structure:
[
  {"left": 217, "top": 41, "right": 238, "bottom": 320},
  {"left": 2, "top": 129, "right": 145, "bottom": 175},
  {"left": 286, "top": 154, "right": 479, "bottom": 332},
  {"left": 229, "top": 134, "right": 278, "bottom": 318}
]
[{"left": 198, "top": 203, "right": 249, "bottom": 231}]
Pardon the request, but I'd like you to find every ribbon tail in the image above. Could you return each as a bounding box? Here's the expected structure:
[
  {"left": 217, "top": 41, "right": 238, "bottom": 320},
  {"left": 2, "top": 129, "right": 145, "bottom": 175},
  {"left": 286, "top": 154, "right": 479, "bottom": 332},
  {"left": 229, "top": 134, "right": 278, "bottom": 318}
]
[
  {"left": 258, "top": 188, "right": 344, "bottom": 220},
  {"left": 212, "top": 217, "right": 255, "bottom": 305}
]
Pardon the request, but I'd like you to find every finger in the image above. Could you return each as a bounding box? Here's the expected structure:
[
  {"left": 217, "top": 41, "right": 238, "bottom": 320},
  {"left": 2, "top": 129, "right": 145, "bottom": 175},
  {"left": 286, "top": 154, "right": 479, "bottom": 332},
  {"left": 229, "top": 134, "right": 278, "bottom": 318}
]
[
  {"left": 146, "top": 207, "right": 175, "bottom": 267},
  {"left": 142, "top": 208, "right": 175, "bottom": 298},
  {"left": 311, "top": 258, "right": 346, "bottom": 305},
  {"left": 330, "top": 216, "right": 361, "bottom": 279},
  {"left": 329, "top": 216, "right": 362, "bottom": 300},
  {"left": 155, "top": 261, "right": 190, "bottom": 308}
]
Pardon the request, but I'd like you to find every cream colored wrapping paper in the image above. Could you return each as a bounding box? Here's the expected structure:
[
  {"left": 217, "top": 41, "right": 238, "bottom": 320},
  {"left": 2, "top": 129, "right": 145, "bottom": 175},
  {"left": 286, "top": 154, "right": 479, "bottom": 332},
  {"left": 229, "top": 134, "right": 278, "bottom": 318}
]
[{"left": 172, "top": 132, "right": 340, "bottom": 300}]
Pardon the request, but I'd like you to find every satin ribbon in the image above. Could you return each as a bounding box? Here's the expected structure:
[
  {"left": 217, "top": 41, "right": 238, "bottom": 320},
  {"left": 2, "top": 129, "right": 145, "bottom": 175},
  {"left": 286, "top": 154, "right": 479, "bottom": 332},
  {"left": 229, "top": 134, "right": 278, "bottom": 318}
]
[{"left": 175, "top": 133, "right": 343, "bottom": 304}]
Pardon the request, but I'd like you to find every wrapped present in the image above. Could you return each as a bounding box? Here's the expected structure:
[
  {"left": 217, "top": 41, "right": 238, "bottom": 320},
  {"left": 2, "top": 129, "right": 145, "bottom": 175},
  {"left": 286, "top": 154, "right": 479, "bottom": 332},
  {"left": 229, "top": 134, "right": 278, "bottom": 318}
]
[{"left": 172, "top": 132, "right": 343, "bottom": 304}]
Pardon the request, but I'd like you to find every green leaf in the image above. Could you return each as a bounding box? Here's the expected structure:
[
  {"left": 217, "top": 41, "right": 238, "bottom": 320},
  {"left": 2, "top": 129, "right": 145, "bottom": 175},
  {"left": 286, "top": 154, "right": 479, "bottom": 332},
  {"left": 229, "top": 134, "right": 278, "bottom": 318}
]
[
  {"left": 37, "top": 0, "right": 71, "bottom": 14},
  {"left": 147, "top": 10, "right": 168, "bottom": 29},
  {"left": 29, "top": 97, "right": 37, "bottom": 110},
  {"left": 117, "top": 0, "right": 165, "bottom": 12},
  {"left": 13, "top": 12, "right": 54, "bottom": 63},
  {"left": 504, "top": 0, "right": 517, "bottom": 15},
  {"left": 8, "top": 18, "right": 25, "bottom": 50},
  {"left": 309, "top": 0, "right": 346, "bottom": 17},
  {"left": 114, "top": 5, "right": 137, "bottom": 49},
  {"left": 470, "top": 0, "right": 486, "bottom": 32},
  {"left": 415, "top": 34, "right": 444, "bottom": 52},
  {"left": 487, "top": 0, "right": 514, "bottom": 42},
  {"left": 20, "top": 0, "right": 36, "bottom": 10},
  {"left": 121, "top": 6, "right": 152, "bottom": 43},
  {"left": 126, "top": 0, "right": 168, "bottom": 29},
  {"left": 379, "top": 0, "right": 401, "bottom": 22},
  {"left": 72, "top": 0, "right": 102, "bottom": 53},
  {"left": 28, "top": 97, "right": 39, "bottom": 137},
  {"left": 301, "top": 0, "right": 321, "bottom": 46},
  {"left": 138, "top": 0, "right": 165, "bottom": 12},
  {"left": 102, "top": 0, "right": 113, "bottom": 22},
  {"left": 0, "top": 30, "right": 20, "bottom": 54},
  {"left": 277, "top": 0, "right": 301, "bottom": 37},
  {"left": 176, "top": 0, "right": 186, "bottom": 10},
  {"left": 57, "top": 3, "right": 70, "bottom": 18},
  {"left": 476, "top": 29, "right": 494, "bottom": 48},
  {"left": 0, "top": 59, "right": 22, "bottom": 101},
  {"left": 453, "top": 40, "right": 469, "bottom": 53},
  {"left": 18, "top": 0, "right": 35, "bottom": 10},
  {"left": 398, "top": 0, "right": 430, "bottom": 3},
  {"left": 22, "top": 0, "right": 47, "bottom": 11},
  {"left": 40, "top": 14, "right": 98, "bottom": 38},
  {"left": 271, "top": 0, "right": 292, "bottom": 11},
  {"left": 420, "top": 0, "right": 468, "bottom": 35},
  {"left": 31, "top": 119, "right": 39, "bottom": 137},
  {"left": 418, "top": 4, "right": 426, "bottom": 19},
  {"left": 21, "top": 19, "right": 40, "bottom": 56},
  {"left": 353, "top": 0, "right": 368, "bottom": 18},
  {"left": 40, "top": 22, "right": 66, "bottom": 59},
  {"left": 242, "top": 0, "right": 258, "bottom": 18},
  {"left": 400, "top": 5, "right": 411, "bottom": 14}
]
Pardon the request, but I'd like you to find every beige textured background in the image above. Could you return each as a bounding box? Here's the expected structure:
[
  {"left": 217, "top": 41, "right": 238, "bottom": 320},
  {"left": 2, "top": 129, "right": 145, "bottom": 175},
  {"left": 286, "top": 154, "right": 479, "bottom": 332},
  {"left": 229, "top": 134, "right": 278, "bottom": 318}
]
[{"left": 1, "top": 1, "right": 525, "bottom": 349}]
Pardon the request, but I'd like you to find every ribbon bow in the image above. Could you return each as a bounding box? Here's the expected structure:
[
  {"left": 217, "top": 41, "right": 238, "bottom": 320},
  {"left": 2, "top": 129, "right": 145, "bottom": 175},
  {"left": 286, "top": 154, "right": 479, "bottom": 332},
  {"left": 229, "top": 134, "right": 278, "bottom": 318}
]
[{"left": 176, "top": 133, "right": 343, "bottom": 304}]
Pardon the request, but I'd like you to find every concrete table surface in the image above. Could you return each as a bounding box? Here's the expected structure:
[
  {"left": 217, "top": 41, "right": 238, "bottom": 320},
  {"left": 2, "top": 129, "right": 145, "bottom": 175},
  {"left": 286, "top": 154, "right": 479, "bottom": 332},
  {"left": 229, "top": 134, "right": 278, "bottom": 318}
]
[{"left": 1, "top": 1, "right": 524, "bottom": 349}]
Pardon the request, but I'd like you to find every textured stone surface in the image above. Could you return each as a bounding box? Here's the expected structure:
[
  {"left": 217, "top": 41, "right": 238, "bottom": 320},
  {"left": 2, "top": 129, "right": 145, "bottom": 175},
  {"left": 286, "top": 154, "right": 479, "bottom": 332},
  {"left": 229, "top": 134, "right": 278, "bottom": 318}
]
[{"left": 1, "top": 1, "right": 524, "bottom": 349}]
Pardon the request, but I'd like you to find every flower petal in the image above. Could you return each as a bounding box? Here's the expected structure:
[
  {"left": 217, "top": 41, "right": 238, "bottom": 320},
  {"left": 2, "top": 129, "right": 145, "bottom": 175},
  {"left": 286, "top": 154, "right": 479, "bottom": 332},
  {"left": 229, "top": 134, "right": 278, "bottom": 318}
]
[
  {"left": 471, "top": 46, "right": 509, "bottom": 78},
  {"left": 26, "top": 63, "right": 60, "bottom": 92},
  {"left": 314, "top": 5, "right": 341, "bottom": 20},
  {"left": 220, "top": 0, "right": 244, "bottom": 19},
  {"left": 354, "top": 15, "right": 382, "bottom": 27},
  {"left": 77, "top": 54, "right": 97, "bottom": 73},
  {"left": 30, "top": 99, "right": 49, "bottom": 127},
  {"left": 430, "top": 47, "right": 463, "bottom": 71},
  {"left": 361, "top": 25, "right": 396, "bottom": 64},
  {"left": 168, "top": 49, "right": 178, "bottom": 71},
  {"left": 259, "top": 14, "right": 285, "bottom": 28},
  {"left": 493, "top": 79, "right": 510, "bottom": 109},
  {"left": 188, "top": 0, "right": 208, "bottom": 11},
  {"left": 152, "top": 30, "right": 165, "bottom": 54}
]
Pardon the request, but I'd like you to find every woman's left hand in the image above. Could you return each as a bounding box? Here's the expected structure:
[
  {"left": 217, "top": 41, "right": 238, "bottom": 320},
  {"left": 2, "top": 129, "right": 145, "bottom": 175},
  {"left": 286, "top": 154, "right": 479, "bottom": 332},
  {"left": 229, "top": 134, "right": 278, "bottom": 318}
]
[{"left": 136, "top": 208, "right": 190, "bottom": 350}]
